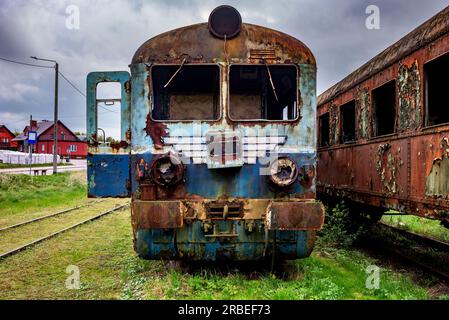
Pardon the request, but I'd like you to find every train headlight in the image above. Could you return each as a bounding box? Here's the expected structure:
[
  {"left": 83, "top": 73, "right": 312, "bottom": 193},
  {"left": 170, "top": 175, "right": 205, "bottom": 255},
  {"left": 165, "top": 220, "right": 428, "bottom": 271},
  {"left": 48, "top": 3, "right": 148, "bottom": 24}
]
[
  {"left": 208, "top": 5, "right": 242, "bottom": 39},
  {"left": 268, "top": 157, "right": 299, "bottom": 188},
  {"left": 150, "top": 153, "right": 184, "bottom": 187}
]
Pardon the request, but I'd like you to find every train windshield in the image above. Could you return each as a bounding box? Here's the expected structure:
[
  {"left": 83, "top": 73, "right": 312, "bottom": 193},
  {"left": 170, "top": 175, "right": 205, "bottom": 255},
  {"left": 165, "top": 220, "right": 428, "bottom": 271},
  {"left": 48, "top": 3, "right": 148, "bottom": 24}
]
[
  {"left": 229, "top": 65, "right": 298, "bottom": 121},
  {"left": 151, "top": 65, "right": 220, "bottom": 121}
]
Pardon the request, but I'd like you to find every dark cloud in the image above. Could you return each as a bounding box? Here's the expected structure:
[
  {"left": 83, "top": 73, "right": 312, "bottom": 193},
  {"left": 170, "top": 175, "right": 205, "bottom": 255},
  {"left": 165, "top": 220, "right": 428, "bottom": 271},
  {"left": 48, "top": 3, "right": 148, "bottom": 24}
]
[{"left": 0, "top": 0, "right": 448, "bottom": 136}]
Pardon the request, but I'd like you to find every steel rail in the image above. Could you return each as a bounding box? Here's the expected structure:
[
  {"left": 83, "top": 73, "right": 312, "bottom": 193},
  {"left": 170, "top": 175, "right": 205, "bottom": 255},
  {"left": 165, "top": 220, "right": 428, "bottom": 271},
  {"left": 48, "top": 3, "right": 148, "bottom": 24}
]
[
  {"left": 365, "top": 222, "right": 449, "bottom": 282},
  {"left": 0, "top": 203, "right": 129, "bottom": 260},
  {"left": 378, "top": 222, "right": 449, "bottom": 253},
  {"left": 0, "top": 200, "right": 106, "bottom": 233}
]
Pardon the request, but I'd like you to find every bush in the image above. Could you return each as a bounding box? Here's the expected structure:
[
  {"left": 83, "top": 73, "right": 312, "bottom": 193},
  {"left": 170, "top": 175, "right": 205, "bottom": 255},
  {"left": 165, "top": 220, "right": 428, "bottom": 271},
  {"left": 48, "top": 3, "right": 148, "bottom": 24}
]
[{"left": 317, "top": 201, "right": 367, "bottom": 249}]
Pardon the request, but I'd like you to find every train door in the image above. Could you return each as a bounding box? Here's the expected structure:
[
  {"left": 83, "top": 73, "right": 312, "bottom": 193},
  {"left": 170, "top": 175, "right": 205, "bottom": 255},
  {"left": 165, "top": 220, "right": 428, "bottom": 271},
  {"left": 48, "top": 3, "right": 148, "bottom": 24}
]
[{"left": 86, "top": 71, "right": 131, "bottom": 197}]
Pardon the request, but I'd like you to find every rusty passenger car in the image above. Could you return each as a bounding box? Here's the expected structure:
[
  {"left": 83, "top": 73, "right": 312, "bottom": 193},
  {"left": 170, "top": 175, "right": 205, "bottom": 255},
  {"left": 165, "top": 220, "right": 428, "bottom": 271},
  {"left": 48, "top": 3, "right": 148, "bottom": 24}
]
[
  {"left": 317, "top": 7, "right": 449, "bottom": 227},
  {"left": 86, "top": 6, "right": 324, "bottom": 261}
]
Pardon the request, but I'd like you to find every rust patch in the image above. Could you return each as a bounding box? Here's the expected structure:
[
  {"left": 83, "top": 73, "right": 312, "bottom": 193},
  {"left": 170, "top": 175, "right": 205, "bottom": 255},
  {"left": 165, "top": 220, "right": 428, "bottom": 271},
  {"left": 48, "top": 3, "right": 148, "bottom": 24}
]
[
  {"left": 268, "top": 201, "right": 324, "bottom": 231},
  {"left": 426, "top": 137, "right": 449, "bottom": 197},
  {"left": 145, "top": 113, "right": 169, "bottom": 149},
  {"left": 398, "top": 60, "right": 421, "bottom": 132},
  {"left": 329, "top": 103, "right": 340, "bottom": 145},
  {"left": 355, "top": 87, "right": 371, "bottom": 139},
  {"left": 375, "top": 143, "right": 403, "bottom": 196},
  {"left": 299, "top": 165, "right": 316, "bottom": 189},
  {"left": 132, "top": 200, "right": 183, "bottom": 229},
  {"left": 109, "top": 140, "right": 129, "bottom": 151}
]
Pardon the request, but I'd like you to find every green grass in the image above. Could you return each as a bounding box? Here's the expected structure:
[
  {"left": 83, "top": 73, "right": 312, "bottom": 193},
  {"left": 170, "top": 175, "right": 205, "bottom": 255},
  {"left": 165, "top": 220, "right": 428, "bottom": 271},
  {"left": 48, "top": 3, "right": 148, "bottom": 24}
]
[
  {"left": 0, "top": 208, "right": 439, "bottom": 300},
  {"left": 381, "top": 214, "right": 449, "bottom": 242},
  {"left": 0, "top": 199, "right": 127, "bottom": 254},
  {"left": 140, "top": 249, "right": 429, "bottom": 300},
  {"left": 0, "top": 172, "right": 87, "bottom": 227},
  {"left": 0, "top": 163, "right": 72, "bottom": 169}
]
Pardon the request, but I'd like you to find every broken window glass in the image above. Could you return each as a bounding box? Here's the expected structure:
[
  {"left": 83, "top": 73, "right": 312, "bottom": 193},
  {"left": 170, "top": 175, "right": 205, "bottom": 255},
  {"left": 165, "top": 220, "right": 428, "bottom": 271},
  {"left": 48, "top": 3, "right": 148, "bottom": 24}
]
[
  {"left": 341, "top": 100, "right": 356, "bottom": 142},
  {"left": 151, "top": 65, "right": 220, "bottom": 121},
  {"left": 425, "top": 52, "right": 449, "bottom": 126},
  {"left": 229, "top": 65, "right": 298, "bottom": 120},
  {"left": 373, "top": 80, "right": 396, "bottom": 136},
  {"left": 319, "top": 113, "right": 330, "bottom": 147}
]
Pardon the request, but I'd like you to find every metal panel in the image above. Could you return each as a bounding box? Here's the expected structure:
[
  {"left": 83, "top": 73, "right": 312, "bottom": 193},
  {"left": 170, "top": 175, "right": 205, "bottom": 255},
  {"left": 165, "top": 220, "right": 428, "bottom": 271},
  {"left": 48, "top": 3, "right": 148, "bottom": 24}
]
[
  {"left": 132, "top": 200, "right": 183, "bottom": 229},
  {"left": 267, "top": 201, "right": 325, "bottom": 231},
  {"left": 87, "top": 154, "right": 130, "bottom": 197}
]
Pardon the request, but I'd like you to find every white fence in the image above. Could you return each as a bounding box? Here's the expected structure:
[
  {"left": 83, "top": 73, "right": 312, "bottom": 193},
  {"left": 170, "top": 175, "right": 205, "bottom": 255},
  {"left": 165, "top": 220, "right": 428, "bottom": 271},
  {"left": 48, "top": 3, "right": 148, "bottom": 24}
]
[{"left": 0, "top": 150, "right": 54, "bottom": 165}]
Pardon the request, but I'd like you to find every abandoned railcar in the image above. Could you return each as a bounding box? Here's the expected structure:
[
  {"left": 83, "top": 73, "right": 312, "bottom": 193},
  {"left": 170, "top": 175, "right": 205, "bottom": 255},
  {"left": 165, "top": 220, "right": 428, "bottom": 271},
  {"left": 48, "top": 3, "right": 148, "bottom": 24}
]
[
  {"left": 86, "top": 6, "right": 324, "bottom": 261},
  {"left": 317, "top": 6, "right": 449, "bottom": 227}
]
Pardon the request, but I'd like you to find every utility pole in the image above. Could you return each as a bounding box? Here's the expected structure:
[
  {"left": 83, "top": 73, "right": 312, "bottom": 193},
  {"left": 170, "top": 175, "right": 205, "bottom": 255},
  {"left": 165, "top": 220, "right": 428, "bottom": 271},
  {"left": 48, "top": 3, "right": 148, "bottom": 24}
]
[
  {"left": 31, "top": 56, "right": 59, "bottom": 174},
  {"left": 53, "top": 62, "right": 59, "bottom": 174},
  {"left": 29, "top": 115, "right": 32, "bottom": 176}
]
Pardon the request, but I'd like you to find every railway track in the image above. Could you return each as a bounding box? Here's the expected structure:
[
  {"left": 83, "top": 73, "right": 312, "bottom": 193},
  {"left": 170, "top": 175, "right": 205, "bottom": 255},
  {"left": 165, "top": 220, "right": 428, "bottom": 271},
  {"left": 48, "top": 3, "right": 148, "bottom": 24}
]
[
  {"left": 378, "top": 222, "right": 449, "bottom": 253},
  {"left": 0, "top": 202, "right": 130, "bottom": 260},
  {"left": 362, "top": 222, "right": 449, "bottom": 282},
  {"left": 0, "top": 200, "right": 106, "bottom": 232}
]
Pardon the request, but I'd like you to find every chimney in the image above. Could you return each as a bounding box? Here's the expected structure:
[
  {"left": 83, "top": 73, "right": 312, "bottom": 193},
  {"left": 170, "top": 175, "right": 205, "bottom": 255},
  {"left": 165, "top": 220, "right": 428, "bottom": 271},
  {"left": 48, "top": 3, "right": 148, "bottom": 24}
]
[{"left": 31, "top": 120, "right": 37, "bottom": 128}]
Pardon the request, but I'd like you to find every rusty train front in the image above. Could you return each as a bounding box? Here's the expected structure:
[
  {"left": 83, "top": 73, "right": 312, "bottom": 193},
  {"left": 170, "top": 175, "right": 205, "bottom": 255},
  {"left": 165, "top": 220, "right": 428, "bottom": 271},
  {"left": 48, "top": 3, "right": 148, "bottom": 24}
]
[{"left": 86, "top": 6, "right": 324, "bottom": 261}]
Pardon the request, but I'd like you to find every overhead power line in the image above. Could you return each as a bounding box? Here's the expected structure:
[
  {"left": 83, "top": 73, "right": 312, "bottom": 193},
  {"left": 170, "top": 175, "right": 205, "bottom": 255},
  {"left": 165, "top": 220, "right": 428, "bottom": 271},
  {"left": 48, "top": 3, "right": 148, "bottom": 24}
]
[
  {"left": 58, "top": 71, "right": 85, "bottom": 97},
  {"left": 58, "top": 71, "right": 119, "bottom": 113},
  {"left": 1, "top": 56, "right": 120, "bottom": 114},
  {"left": 0, "top": 57, "right": 54, "bottom": 69}
]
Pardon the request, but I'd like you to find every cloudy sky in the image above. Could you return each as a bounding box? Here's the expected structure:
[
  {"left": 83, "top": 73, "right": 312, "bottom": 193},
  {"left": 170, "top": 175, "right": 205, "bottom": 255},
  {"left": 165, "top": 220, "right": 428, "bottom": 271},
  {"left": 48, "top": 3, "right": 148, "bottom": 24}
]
[{"left": 0, "top": 0, "right": 448, "bottom": 138}]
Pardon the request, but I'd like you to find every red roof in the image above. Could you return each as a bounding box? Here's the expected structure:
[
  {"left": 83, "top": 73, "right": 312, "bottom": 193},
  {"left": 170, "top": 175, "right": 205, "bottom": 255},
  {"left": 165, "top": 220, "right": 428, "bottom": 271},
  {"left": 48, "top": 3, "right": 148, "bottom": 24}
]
[{"left": 12, "top": 120, "right": 81, "bottom": 142}]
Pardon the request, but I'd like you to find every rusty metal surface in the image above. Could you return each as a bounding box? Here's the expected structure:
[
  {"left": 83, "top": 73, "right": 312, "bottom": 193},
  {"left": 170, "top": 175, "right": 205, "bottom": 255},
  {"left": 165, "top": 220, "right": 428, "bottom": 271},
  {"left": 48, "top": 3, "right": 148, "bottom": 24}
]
[
  {"left": 132, "top": 200, "right": 183, "bottom": 229},
  {"left": 317, "top": 7, "right": 449, "bottom": 224},
  {"left": 317, "top": 131, "right": 449, "bottom": 221},
  {"left": 397, "top": 61, "right": 421, "bottom": 132},
  {"left": 132, "top": 23, "right": 316, "bottom": 66},
  {"left": 267, "top": 201, "right": 325, "bottom": 231},
  {"left": 318, "top": 6, "right": 449, "bottom": 106}
]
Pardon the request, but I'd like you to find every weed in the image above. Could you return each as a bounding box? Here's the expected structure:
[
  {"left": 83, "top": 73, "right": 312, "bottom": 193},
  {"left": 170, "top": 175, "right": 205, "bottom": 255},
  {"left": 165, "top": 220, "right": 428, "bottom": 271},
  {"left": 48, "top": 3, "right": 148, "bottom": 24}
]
[{"left": 317, "top": 201, "right": 367, "bottom": 249}]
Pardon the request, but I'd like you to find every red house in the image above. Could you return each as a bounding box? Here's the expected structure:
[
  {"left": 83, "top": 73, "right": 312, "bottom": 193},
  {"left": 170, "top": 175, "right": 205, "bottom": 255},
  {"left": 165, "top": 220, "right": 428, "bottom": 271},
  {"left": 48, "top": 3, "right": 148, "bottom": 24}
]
[
  {"left": 0, "top": 125, "right": 17, "bottom": 150},
  {"left": 13, "top": 120, "right": 87, "bottom": 159}
]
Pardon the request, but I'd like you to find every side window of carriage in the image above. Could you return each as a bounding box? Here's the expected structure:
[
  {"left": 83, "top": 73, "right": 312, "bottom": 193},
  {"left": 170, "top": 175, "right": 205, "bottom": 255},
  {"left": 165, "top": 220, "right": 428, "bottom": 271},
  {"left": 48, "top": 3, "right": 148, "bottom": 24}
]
[
  {"left": 372, "top": 80, "right": 396, "bottom": 137},
  {"left": 425, "top": 52, "right": 449, "bottom": 127},
  {"left": 340, "top": 100, "right": 356, "bottom": 143},
  {"left": 319, "top": 113, "right": 330, "bottom": 147}
]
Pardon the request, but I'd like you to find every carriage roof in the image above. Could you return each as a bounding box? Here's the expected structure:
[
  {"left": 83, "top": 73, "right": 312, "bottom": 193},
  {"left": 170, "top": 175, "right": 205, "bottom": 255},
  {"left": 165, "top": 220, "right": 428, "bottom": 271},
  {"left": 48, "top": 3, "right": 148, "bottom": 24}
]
[
  {"left": 318, "top": 6, "right": 449, "bottom": 106},
  {"left": 131, "top": 22, "right": 316, "bottom": 66}
]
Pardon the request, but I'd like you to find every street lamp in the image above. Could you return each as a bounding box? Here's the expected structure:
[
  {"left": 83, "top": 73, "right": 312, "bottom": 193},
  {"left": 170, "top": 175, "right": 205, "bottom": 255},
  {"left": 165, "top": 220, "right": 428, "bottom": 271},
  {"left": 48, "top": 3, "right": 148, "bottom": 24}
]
[
  {"left": 31, "top": 56, "right": 59, "bottom": 174},
  {"left": 97, "top": 128, "right": 106, "bottom": 145}
]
